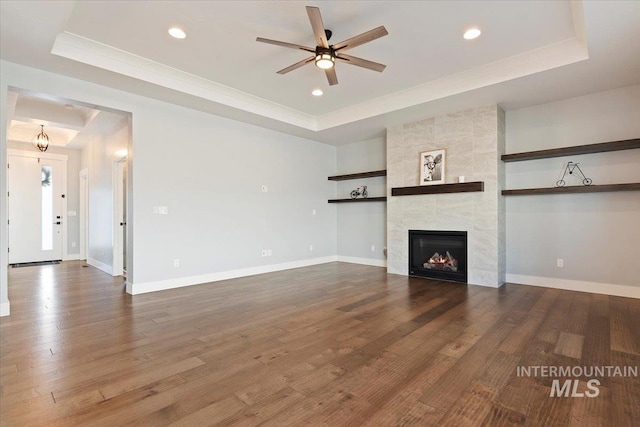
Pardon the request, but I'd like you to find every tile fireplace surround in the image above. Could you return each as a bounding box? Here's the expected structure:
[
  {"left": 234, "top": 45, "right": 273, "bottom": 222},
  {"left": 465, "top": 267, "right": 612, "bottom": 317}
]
[{"left": 386, "top": 105, "right": 506, "bottom": 287}]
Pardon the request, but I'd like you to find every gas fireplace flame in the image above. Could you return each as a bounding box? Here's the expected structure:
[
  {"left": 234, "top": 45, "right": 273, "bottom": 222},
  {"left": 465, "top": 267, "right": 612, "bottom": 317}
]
[{"left": 424, "top": 251, "right": 458, "bottom": 271}]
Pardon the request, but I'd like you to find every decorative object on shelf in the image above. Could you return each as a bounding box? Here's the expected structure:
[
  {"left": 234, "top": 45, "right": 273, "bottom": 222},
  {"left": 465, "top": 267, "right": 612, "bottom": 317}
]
[
  {"left": 32, "top": 124, "right": 50, "bottom": 152},
  {"left": 350, "top": 185, "right": 368, "bottom": 199},
  {"left": 556, "top": 161, "right": 592, "bottom": 187},
  {"left": 420, "top": 149, "right": 445, "bottom": 185}
]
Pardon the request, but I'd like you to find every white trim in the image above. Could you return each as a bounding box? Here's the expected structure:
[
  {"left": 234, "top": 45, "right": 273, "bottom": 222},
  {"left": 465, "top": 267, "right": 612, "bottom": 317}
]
[
  {"left": 66, "top": 253, "right": 80, "bottom": 261},
  {"left": 507, "top": 274, "right": 640, "bottom": 299},
  {"left": 7, "top": 149, "right": 68, "bottom": 161},
  {"left": 50, "top": 31, "right": 586, "bottom": 133},
  {"left": 0, "top": 301, "right": 10, "bottom": 317},
  {"left": 51, "top": 32, "right": 316, "bottom": 131},
  {"left": 127, "top": 256, "right": 338, "bottom": 295},
  {"left": 79, "top": 168, "right": 88, "bottom": 260},
  {"left": 112, "top": 158, "right": 126, "bottom": 277},
  {"left": 337, "top": 256, "right": 387, "bottom": 268},
  {"left": 87, "top": 258, "right": 113, "bottom": 275}
]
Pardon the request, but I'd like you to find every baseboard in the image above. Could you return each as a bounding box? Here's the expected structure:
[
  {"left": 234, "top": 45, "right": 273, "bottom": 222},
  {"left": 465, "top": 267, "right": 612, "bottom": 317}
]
[
  {"left": 128, "top": 256, "right": 339, "bottom": 295},
  {"left": 337, "top": 256, "right": 387, "bottom": 268},
  {"left": 506, "top": 274, "right": 640, "bottom": 299},
  {"left": 65, "top": 253, "right": 81, "bottom": 261},
  {"left": 0, "top": 301, "right": 10, "bottom": 317},
  {"left": 87, "top": 258, "right": 113, "bottom": 276}
]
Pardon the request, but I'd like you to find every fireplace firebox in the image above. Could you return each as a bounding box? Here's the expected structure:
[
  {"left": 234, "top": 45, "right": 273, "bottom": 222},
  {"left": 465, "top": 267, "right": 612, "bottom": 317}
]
[{"left": 409, "top": 230, "right": 467, "bottom": 283}]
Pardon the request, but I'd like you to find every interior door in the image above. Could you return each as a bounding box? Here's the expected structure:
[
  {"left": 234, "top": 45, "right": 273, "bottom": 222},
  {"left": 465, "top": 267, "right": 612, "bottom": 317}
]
[{"left": 8, "top": 155, "right": 64, "bottom": 263}]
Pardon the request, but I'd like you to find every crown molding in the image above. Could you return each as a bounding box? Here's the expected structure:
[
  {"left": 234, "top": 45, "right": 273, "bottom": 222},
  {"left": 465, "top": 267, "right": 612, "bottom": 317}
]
[
  {"left": 52, "top": 31, "right": 588, "bottom": 133},
  {"left": 51, "top": 32, "right": 317, "bottom": 130}
]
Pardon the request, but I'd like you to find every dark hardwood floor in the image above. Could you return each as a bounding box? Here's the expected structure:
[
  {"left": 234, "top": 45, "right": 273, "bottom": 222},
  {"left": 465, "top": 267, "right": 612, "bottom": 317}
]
[{"left": 1, "top": 261, "right": 638, "bottom": 426}]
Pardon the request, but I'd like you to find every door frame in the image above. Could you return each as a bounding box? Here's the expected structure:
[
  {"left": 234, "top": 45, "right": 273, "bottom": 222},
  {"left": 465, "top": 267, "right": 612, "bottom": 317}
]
[
  {"left": 7, "top": 149, "right": 69, "bottom": 261},
  {"left": 112, "top": 157, "right": 127, "bottom": 277},
  {"left": 79, "top": 168, "right": 88, "bottom": 260}
]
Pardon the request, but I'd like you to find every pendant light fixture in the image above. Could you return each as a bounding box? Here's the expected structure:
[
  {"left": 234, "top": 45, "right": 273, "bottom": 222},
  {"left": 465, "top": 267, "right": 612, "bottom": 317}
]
[{"left": 33, "top": 124, "right": 50, "bottom": 152}]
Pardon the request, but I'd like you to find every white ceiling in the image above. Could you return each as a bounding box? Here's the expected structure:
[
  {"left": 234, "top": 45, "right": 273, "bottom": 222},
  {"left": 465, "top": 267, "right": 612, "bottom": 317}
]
[
  {"left": 6, "top": 89, "right": 129, "bottom": 150},
  {"left": 1, "top": 1, "right": 639, "bottom": 145}
]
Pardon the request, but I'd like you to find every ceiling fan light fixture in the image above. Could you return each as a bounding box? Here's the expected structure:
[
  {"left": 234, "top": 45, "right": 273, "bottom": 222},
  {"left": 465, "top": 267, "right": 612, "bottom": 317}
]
[
  {"left": 33, "top": 124, "right": 50, "bottom": 152},
  {"left": 315, "top": 53, "right": 335, "bottom": 69}
]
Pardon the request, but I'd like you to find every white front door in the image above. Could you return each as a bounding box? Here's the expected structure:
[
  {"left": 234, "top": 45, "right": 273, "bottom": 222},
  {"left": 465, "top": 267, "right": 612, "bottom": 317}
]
[{"left": 8, "top": 154, "right": 64, "bottom": 263}]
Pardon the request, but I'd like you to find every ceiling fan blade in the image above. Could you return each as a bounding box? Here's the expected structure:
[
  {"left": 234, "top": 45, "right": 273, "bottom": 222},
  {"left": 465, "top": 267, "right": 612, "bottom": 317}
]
[
  {"left": 306, "top": 6, "right": 329, "bottom": 48},
  {"left": 325, "top": 67, "right": 338, "bottom": 86},
  {"left": 332, "top": 26, "right": 388, "bottom": 52},
  {"left": 256, "top": 37, "right": 315, "bottom": 53},
  {"left": 335, "top": 53, "right": 386, "bottom": 72},
  {"left": 277, "top": 56, "right": 315, "bottom": 74}
]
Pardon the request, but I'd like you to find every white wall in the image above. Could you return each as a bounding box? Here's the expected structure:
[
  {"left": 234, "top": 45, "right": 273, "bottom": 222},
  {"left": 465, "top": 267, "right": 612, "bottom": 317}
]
[
  {"left": 505, "top": 84, "right": 640, "bottom": 297},
  {"left": 0, "top": 81, "right": 8, "bottom": 315},
  {"left": 1, "top": 60, "right": 337, "bottom": 302},
  {"left": 81, "top": 121, "right": 128, "bottom": 273},
  {"left": 335, "top": 137, "right": 387, "bottom": 266}
]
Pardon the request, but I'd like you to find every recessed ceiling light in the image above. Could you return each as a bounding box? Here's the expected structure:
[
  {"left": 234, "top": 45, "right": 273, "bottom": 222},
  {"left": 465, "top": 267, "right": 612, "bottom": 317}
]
[
  {"left": 463, "top": 28, "right": 481, "bottom": 40},
  {"left": 312, "top": 89, "right": 323, "bottom": 96},
  {"left": 168, "top": 27, "right": 186, "bottom": 39}
]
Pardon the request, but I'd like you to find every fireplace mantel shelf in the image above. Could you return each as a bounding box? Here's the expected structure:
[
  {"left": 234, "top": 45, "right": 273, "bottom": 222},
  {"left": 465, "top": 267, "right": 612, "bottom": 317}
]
[{"left": 392, "top": 181, "right": 484, "bottom": 196}]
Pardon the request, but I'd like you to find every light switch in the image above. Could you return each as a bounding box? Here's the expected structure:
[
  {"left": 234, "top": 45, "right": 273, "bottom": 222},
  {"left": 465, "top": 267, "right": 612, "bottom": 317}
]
[{"left": 159, "top": 206, "right": 169, "bottom": 215}]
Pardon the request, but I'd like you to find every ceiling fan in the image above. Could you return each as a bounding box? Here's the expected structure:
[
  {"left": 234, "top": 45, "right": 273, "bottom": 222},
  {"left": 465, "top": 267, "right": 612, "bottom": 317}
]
[{"left": 256, "top": 6, "right": 388, "bottom": 86}]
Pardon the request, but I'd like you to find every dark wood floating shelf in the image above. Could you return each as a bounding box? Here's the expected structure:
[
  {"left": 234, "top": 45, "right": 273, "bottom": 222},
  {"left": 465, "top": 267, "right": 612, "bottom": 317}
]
[
  {"left": 328, "top": 170, "right": 387, "bottom": 181},
  {"left": 501, "top": 138, "right": 640, "bottom": 162},
  {"left": 392, "top": 181, "right": 484, "bottom": 196},
  {"left": 502, "top": 183, "right": 640, "bottom": 196},
  {"left": 328, "top": 197, "right": 387, "bottom": 203}
]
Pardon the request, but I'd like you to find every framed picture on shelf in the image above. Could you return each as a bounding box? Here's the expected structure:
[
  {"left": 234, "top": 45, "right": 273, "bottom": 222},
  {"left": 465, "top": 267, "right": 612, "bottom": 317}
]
[{"left": 419, "top": 149, "right": 445, "bottom": 185}]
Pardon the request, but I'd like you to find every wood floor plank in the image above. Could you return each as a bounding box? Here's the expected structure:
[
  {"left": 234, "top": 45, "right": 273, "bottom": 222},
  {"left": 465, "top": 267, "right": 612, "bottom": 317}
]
[{"left": 1, "top": 261, "right": 638, "bottom": 426}]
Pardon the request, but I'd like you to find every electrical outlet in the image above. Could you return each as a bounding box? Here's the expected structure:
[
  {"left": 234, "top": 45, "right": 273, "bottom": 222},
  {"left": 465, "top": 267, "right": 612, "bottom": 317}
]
[
  {"left": 309, "top": 245, "right": 313, "bottom": 251},
  {"left": 557, "top": 258, "right": 564, "bottom": 268},
  {"left": 159, "top": 206, "right": 168, "bottom": 215},
  {"left": 261, "top": 185, "right": 268, "bottom": 192},
  {"left": 371, "top": 245, "right": 375, "bottom": 252},
  {"left": 261, "top": 250, "right": 268, "bottom": 257},
  {"left": 267, "top": 249, "right": 272, "bottom": 256},
  {"left": 173, "top": 259, "right": 180, "bottom": 267}
]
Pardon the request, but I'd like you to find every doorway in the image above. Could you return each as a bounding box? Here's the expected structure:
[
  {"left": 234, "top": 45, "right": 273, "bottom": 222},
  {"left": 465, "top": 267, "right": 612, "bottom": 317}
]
[
  {"left": 7, "top": 150, "right": 68, "bottom": 264},
  {"left": 113, "top": 157, "right": 127, "bottom": 277}
]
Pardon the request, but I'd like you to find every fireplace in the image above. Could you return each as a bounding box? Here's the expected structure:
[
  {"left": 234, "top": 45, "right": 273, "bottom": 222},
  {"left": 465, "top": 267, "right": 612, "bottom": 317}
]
[{"left": 409, "top": 230, "right": 467, "bottom": 283}]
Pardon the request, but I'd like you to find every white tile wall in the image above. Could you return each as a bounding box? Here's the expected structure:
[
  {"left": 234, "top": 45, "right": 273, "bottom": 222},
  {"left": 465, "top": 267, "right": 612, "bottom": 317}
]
[{"left": 386, "top": 105, "right": 506, "bottom": 287}]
